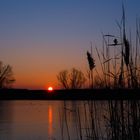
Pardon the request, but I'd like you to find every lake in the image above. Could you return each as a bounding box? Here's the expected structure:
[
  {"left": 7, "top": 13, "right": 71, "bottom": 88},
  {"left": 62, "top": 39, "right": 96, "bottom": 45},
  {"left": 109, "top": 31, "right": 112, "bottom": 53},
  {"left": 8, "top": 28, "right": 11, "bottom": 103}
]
[{"left": 0, "top": 100, "right": 139, "bottom": 140}]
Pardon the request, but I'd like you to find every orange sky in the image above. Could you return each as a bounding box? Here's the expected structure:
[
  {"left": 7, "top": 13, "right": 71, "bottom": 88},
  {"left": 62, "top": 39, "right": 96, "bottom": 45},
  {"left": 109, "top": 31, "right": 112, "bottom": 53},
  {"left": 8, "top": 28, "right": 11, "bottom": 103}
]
[{"left": 4, "top": 40, "right": 88, "bottom": 89}]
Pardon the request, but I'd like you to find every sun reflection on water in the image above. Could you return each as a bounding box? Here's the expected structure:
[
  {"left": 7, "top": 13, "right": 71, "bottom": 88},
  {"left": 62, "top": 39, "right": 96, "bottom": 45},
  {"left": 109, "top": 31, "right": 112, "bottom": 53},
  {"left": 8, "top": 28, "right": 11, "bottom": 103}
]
[{"left": 48, "top": 105, "right": 53, "bottom": 137}]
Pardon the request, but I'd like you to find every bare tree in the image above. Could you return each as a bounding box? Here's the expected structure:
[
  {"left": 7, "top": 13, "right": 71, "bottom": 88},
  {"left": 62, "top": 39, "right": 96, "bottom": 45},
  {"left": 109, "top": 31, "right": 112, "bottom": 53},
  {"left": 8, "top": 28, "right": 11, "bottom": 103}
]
[
  {"left": 0, "top": 61, "right": 15, "bottom": 88},
  {"left": 57, "top": 68, "right": 86, "bottom": 89},
  {"left": 70, "top": 68, "right": 86, "bottom": 89},
  {"left": 57, "top": 70, "right": 69, "bottom": 89},
  {"left": 94, "top": 75, "right": 105, "bottom": 88}
]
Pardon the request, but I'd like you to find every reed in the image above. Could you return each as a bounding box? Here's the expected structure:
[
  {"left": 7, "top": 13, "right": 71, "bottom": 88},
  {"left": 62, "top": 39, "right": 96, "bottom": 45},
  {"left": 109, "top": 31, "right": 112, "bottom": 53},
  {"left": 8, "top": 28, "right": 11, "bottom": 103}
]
[
  {"left": 60, "top": 4, "right": 140, "bottom": 140},
  {"left": 86, "top": 5, "right": 140, "bottom": 89},
  {"left": 61, "top": 101, "right": 140, "bottom": 140}
]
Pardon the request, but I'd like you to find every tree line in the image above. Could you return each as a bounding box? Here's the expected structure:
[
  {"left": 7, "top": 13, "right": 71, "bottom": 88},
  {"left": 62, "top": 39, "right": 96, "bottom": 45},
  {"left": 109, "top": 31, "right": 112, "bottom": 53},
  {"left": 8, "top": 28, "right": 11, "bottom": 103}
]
[{"left": 0, "top": 61, "right": 15, "bottom": 88}]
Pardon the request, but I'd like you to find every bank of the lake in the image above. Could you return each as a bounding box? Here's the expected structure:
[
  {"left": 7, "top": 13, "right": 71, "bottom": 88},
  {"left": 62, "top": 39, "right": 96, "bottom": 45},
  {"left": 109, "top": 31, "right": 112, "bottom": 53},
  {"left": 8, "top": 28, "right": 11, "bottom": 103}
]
[{"left": 0, "top": 88, "right": 140, "bottom": 100}]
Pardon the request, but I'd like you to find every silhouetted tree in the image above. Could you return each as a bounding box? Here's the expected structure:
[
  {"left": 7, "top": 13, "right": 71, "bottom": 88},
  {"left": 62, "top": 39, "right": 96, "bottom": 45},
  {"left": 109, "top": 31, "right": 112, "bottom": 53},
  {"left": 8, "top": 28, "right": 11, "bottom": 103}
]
[
  {"left": 57, "top": 68, "right": 86, "bottom": 89},
  {"left": 0, "top": 61, "right": 15, "bottom": 88},
  {"left": 70, "top": 68, "right": 86, "bottom": 89},
  {"left": 57, "top": 70, "right": 69, "bottom": 89},
  {"left": 94, "top": 75, "right": 105, "bottom": 88}
]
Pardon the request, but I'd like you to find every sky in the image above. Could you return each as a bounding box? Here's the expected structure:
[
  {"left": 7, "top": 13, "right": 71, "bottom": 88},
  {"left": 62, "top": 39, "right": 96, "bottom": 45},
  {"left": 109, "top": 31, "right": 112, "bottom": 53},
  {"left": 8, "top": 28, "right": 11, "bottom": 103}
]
[{"left": 0, "top": 0, "right": 140, "bottom": 89}]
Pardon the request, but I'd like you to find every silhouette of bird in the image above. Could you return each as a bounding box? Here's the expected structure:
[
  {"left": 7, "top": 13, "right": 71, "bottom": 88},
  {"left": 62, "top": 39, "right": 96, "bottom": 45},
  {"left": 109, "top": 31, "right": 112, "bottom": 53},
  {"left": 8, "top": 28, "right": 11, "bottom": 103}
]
[{"left": 113, "top": 38, "right": 118, "bottom": 45}]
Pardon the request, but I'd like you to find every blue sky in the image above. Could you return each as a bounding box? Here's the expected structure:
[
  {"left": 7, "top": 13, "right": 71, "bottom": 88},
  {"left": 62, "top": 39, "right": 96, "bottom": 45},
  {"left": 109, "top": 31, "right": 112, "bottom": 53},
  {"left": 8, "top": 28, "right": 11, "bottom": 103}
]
[
  {"left": 0, "top": 0, "right": 139, "bottom": 40},
  {"left": 1, "top": 0, "right": 138, "bottom": 41},
  {"left": 0, "top": 0, "right": 140, "bottom": 89}
]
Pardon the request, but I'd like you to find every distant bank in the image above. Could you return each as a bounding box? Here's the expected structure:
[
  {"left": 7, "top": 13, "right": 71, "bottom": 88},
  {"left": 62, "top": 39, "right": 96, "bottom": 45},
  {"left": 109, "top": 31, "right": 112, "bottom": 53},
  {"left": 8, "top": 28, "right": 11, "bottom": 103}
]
[{"left": 0, "top": 88, "right": 140, "bottom": 100}]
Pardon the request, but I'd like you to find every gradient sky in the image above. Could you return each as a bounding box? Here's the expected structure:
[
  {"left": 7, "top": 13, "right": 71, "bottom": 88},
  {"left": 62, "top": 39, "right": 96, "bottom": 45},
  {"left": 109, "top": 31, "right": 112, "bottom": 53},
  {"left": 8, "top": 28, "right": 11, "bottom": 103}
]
[{"left": 0, "top": 0, "right": 140, "bottom": 89}]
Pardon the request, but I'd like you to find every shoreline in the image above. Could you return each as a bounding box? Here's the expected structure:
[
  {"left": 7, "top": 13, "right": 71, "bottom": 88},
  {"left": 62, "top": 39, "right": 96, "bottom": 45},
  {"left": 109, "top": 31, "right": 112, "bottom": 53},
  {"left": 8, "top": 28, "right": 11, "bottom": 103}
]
[{"left": 0, "top": 88, "right": 140, "bottom": 100}]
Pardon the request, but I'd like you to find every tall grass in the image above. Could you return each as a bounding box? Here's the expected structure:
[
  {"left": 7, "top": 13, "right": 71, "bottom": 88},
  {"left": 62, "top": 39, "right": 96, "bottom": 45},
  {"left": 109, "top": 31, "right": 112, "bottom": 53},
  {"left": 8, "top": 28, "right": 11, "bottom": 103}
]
[
  {"left": 89, "top": 6, "right": 140, "bottom": 89},
  {"left": 59, "top": 5, "right": 140, "bottom": 140},
  {"left": 61, "top": 100, "right": 140, "bottom": 140}
]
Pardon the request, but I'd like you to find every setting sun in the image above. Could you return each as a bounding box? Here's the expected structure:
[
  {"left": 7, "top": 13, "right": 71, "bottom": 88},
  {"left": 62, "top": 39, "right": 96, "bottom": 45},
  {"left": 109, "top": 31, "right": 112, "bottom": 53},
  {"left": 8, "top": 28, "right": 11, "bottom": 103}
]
[{"left": 48, "top": 86, "right": 53, "bottom": 92}]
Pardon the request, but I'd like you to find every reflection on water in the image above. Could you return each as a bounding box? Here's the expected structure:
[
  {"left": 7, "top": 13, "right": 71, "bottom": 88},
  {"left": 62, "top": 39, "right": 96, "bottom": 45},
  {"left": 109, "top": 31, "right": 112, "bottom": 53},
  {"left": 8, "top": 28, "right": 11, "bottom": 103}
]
[
  {"left": 0, "top": 100, "right": 139, "bottom": 140},
  {"left": 0, "top": 101, "right": 62, "bottom": 140},
  {"left": 48, "top": 105, "right": 53, "bottom": 138},
  {"left": 0, "top": 102, "right": 12, "bottom": 140}
]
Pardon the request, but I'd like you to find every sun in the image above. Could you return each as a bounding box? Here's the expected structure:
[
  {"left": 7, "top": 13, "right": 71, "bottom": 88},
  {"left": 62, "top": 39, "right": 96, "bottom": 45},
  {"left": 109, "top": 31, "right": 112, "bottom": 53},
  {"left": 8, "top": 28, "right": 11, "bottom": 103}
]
[{"left": 48, "top": 86, "right": 53, "bottom": 92}]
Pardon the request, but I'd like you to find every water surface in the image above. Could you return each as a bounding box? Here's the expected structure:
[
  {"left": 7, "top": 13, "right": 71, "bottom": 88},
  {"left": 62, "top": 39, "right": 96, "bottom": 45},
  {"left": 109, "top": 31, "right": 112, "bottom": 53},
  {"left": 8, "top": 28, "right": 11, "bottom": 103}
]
[{"left": 0, "top": 100, "right": 139, "bottom": 140}]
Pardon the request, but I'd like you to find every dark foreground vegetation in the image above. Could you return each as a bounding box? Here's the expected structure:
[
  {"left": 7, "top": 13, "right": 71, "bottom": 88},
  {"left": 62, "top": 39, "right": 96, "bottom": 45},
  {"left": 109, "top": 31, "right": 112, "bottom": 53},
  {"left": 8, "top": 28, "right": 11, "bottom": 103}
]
[
  {"left": 0, "top": 88, "right": 140, "bottom": 100},
  {"left": 61, "top": 100, "right": 140, "bottom": 140}
]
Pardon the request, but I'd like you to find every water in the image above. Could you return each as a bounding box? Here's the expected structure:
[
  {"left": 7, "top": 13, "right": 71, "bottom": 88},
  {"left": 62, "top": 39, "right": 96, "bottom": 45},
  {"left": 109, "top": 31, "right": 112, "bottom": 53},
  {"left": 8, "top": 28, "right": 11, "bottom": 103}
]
[
  {"left": 0, "top": 101, "right": 96, "bottom": 140},
  {"left": 0, "top": 101, "right": 63, "bottom": 140},
  {"left": 0, "top": 100, "right": 140, "bottom": 140},
  {"left": 0, "top": 101, "right": 108, "bottom": 140}
]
